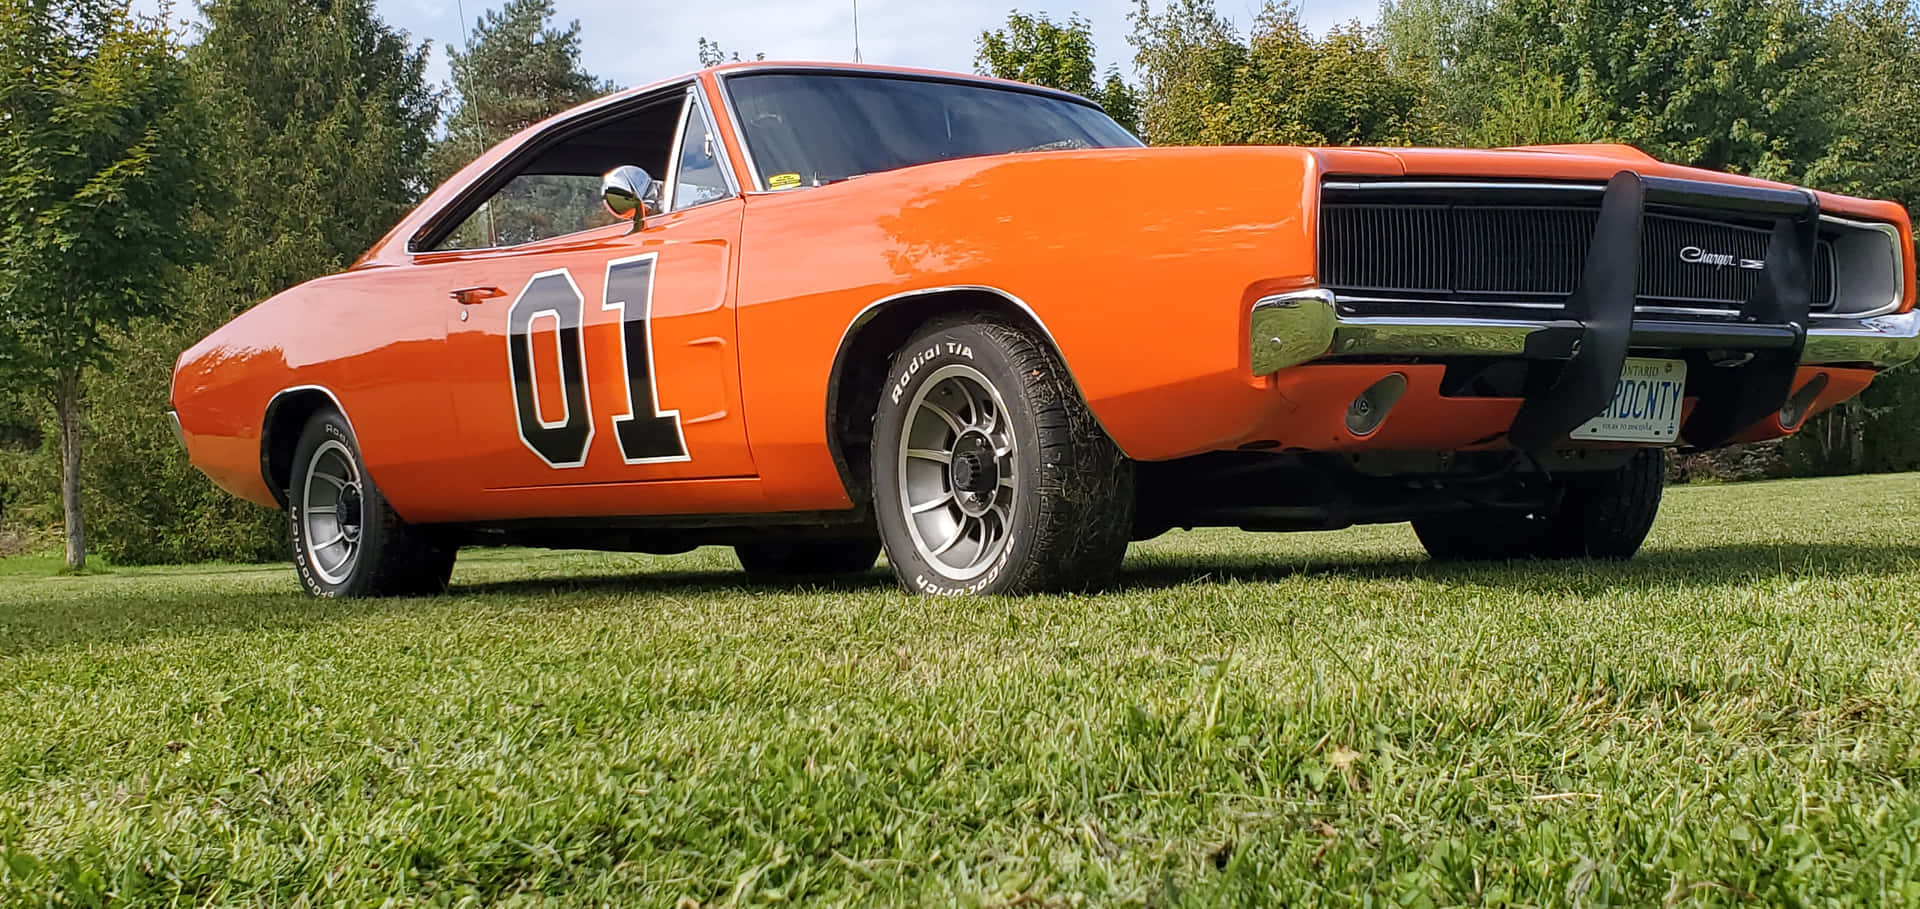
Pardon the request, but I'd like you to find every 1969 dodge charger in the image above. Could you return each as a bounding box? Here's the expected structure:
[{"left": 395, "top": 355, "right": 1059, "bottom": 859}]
[{"left": 170, "top": 62, "right": 1920, "bottom": 597}]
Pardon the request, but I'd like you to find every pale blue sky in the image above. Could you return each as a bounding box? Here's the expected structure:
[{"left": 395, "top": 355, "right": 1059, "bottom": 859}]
[{"left": 163, "top": 0, "right": 1384, "bottom": 90}]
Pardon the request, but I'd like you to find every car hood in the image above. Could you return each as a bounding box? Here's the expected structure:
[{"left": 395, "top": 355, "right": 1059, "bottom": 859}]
[{"left": 1010, "top": 142, "right": 1902, "bottom": 225}]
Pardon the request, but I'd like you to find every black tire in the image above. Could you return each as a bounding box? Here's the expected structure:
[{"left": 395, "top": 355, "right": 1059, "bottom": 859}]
[
  {"left": 1410, "top": 510, "right": 1546, "bottom": 562},
  {"left": 1535, "top": 447, "right": 1666, "bottom": 560},
  {"left": 870, "top": 313, "right": 1133, "bottom": 595},
  {"left": 735, "top": 539, "right": 881, "bottom": 577},
  {"left": 287, "top": 409, "right": 455, "bottom": 597},
  {"left": 1413, "top": 448, "right": 1666, "bottom": 562}
]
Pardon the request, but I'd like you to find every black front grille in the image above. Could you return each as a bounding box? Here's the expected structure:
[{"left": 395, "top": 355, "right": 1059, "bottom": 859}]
[{"left": 1320, "top": 193, "right": 1837, "bottom": 313}]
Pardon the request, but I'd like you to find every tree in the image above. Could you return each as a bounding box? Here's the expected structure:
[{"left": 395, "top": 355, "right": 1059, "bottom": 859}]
[
  {"left": 1802, "top": 0, "right": 1920, "bottom": 472},
  {"left": 1128, "top": 0, "right": 1435, "bottom": 146},
  {"left": 78, "top": 0, "right": 440, "bottom": 565},
  {"left": 186, "top": 0, "right": 438, "bottom": 318},
  {"left": 697, "top": 37, "right": 764, "bottom": 67},
  {"left": 1376, "top": 0, "right": 1493, "bottom": 144},
  {"left": 1379, "top": 0, "right": 1833, "bottom": 176},
  {"left": 0, "top": 0, "right": 202, "bottom": 570},
  {"left": 1222, "top": 7, "right": 1439, "bottom": 146},
  {"left": 1127, "top": 0, "right": 1246, "bottom": 144},
  {"left": 435, "top": 0, "right": 612, "bottom": 182},
  {"left": 1470, "top": 68, "right": 1587, "bottom": 148},
  {"left": 976, "top": 12, "right": 1141, "bottom": 134}
]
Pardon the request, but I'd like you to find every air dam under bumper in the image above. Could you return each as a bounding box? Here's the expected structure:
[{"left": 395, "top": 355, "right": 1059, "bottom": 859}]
[{"left": 1253, "top": 170, "right": 1920, "bottom": 451}]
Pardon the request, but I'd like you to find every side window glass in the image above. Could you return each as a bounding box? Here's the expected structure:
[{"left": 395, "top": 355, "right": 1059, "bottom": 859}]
[
  {"left": 423, "top": 90, "right": 687, "bottom": 252},
  {"left": 671, "top": 105, "right": 731, "bottom": 211},
  {"left": 439, "top": 174, "right": 616, "bottom": 250}
]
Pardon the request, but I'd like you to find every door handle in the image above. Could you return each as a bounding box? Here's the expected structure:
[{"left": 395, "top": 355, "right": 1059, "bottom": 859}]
[{"left": 449, "top": 285, "right": 505, "bottom": 305}]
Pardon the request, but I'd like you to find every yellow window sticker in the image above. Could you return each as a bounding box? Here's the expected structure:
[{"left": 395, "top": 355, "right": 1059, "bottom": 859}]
[{"left": 768, "top": 172, "right": 802, "bottom": 190}]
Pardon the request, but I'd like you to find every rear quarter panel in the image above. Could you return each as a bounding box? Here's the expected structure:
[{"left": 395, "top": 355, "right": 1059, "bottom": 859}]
[{"left": 736, "top": 146, "right": 1322, "bottom": 512}]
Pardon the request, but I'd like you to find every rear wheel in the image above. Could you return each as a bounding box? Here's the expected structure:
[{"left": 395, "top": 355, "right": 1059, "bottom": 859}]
[
  {"left": 735, "top": 539, "right": 881, "bottom": 577},
  {"left": 1413, "top": 448, "right": 1666, "bottom": 562},
  {"left": 288, "top": 410, "right": 455, "bottom": 597},
  {"left": 870, "top": 313, "right": 1132, "bottom": 595}
]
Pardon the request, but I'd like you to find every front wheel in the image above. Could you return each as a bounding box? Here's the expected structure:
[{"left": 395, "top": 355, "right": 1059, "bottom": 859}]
[
  {"left": 1534, "top": 447, "right": 1666, "bottom": 559},
  {"left": 869, "top": 313, "right": 1133, "bottom": 595},
  {"left": 288, "top": 410, "right": 456, "bottom": 597}
]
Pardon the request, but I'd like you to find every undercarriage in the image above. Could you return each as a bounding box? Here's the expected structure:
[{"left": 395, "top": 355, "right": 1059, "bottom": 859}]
[{"left": 1132, "top": 448, "right": 1627, "bottom": 537}]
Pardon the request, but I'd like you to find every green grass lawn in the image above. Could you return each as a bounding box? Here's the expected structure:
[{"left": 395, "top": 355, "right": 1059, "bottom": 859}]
[{"left": 2, "top": 474, "right": 1918, "bottom": 906}]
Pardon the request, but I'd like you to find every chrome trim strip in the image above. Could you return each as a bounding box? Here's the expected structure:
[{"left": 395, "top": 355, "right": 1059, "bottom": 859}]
[
  {"left": 1335, "top": 294, "right": 1565, "bottom": 310},
  {"left": 714, "top": 62, "right": 1101, "bottom": 109},
  {"left": 661, "top": 88, "right": 695, "bottom": 213},
  {"left": 168, "top": 410, "right": 186, "bottom": 449},
  {"left": 839, "top": 284, "right": 1069, "bottom": 355},
  {"left": 827, "top": 284, "right": 1124, "bottom": 461},
  {"left": 261, "top": 385, "right": 365, "bottom": 504},
  {"left": 1322, "top": 181, "right": 1607, "bottom": 193},
  {"left": 1820, "top": 213, "right": 1898, "bottom": 230},
  {"left": 693, "top": 86, "right": 741, "bottom": 198},
  {"left": 660, "top": 84, "right": 746, "bottom": 211},
  {"left": 266, "top": 385, "right": 360, "bottom": 439},
  {"left": 1817, "top": 214, "right": 1904, "bottom": 319},
  {"left": 1251, "top": 290, "right": 1920, "bottom": 373},
  {"left": 1339, "top": 298, "right": 1820, "bottom": 319},
  {"left": 1635, "top": 304, "right": 1756, "bottom": 319}
]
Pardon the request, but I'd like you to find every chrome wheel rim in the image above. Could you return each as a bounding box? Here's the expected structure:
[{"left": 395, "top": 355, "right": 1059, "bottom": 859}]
[
  {"left": 897, "top": 364, "right": 1019, "bottom": 581},
  {"left": 301, "top": 440, "right": 364, "bottom": 585}
]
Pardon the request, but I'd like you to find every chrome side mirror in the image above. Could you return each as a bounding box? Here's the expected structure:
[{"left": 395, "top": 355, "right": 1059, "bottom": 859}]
[{"left": 602, "top": 165, "right": 656, "bottom": 229}]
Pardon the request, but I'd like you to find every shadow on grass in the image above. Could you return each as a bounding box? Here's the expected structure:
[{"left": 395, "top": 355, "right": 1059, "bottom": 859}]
[
  {"left": 456, "top": 541, "right": 1920, "bottom": 600},
  {"left": 1119, "top": 541, "right": 1918, "bottom": 592},
  {"left": 451, "top": 569, "right": 895, "bottom": 598},
  {"left": 7, "top": 542, "right": 1910, "bottom": 658}
]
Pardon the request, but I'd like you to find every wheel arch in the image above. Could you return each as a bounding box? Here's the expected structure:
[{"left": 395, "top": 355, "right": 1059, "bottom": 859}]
[
  {"left": 260, "top": 385, "right": 359, "bottom": 508},
  {"left": 824, "top": 285, "right": 1110, "bottom": 506}
]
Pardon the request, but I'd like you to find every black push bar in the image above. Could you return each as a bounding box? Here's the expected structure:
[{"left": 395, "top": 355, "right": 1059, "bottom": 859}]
[{"left": 1507, "top": 170, "right": 1820, "bottom": 452}]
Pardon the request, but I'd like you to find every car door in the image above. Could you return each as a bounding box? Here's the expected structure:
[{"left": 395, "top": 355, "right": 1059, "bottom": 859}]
[{"left": 419, "top": 86, "right": 757, "bottom": 519}]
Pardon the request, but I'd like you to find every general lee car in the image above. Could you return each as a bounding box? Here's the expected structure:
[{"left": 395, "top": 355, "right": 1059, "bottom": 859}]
[{"left": 170, "top": 63, "right": 1920, "bottom": 598}]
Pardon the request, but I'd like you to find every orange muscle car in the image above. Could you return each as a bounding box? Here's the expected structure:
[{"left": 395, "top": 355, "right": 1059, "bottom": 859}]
[{"left": 170, "top": 62, "right": 1920, "bottom": 597}]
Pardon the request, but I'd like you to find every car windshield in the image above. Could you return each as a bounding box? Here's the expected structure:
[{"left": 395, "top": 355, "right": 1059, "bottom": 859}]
[{"left": 724, "top": 71, "right": 1142, "bottom": 189}]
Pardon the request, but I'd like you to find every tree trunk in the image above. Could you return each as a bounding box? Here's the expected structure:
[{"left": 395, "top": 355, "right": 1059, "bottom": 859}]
[
  {"left": 1844, "top": 399, "right": 1867, "bottom": 473},
  {"left": 54, "top": 372, "right": 86, "bottom": 572}
]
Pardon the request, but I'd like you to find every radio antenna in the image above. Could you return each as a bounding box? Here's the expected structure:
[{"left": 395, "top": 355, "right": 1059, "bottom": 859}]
[{"left": 852, "top": 0, "right": 863, "bottom": 62}]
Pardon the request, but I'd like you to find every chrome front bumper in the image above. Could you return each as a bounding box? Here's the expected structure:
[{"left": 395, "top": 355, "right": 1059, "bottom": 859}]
[{"left": 1251, "top": 288, "right": 1920, "bottom": 375}]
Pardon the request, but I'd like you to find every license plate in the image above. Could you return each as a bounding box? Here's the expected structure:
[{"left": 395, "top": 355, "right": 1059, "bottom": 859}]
[{"left": 1572, "top": 358, "right": 1687, "bottom": 443}]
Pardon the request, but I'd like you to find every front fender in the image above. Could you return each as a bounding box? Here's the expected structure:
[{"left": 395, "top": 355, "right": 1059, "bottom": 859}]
[
  {"left": 172, "top": 271, "right": 459, "bottom": 517},
  {"left": 736, "top": 147, "right": 1325, "bottom": 510}
]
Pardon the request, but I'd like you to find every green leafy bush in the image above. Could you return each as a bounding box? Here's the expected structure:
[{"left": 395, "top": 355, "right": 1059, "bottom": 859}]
[
  {"left": 0, "top": 400, "right": 56, "bottom": 538},
  {"left": 83, "top": 324, "right": 284, "bottom": 566},
  {"left": 1861, "top": 367, "right": 1920, "bottom": 472}
]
